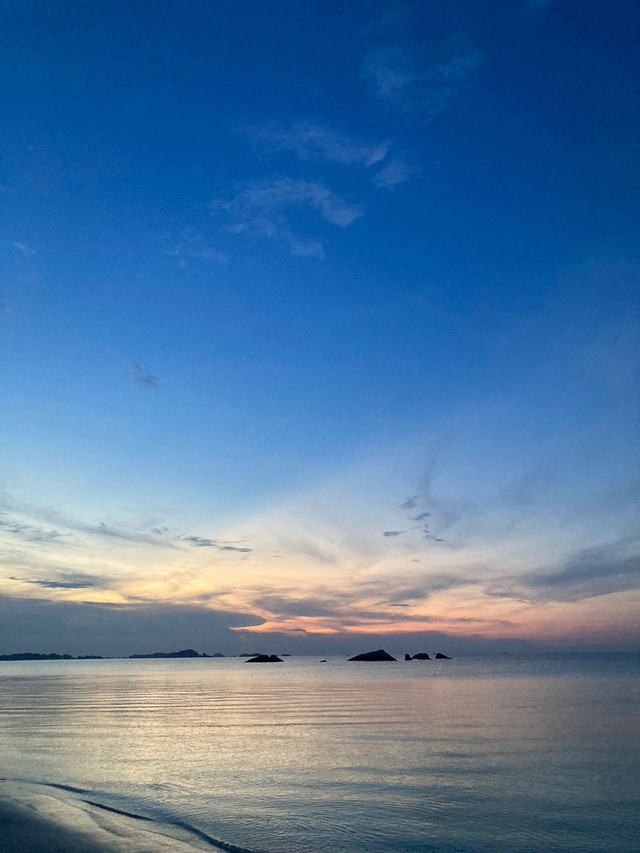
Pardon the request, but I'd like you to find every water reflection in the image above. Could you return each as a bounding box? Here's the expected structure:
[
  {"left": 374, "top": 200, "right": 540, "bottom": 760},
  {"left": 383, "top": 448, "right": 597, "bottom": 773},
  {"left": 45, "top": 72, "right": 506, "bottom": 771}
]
[{"left": 0, "top": 655, "right": 638, "bottom": 852}]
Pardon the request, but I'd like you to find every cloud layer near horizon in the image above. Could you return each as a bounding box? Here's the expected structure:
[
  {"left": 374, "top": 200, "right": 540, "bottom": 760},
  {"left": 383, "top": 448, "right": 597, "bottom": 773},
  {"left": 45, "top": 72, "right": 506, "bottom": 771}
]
[{"left": 2, "top": 421, "right": 638, "bottom": 655}]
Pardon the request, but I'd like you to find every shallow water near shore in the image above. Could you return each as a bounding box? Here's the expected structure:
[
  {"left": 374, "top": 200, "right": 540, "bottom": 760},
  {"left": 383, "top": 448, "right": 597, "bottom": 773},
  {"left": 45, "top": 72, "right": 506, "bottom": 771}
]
[{"left": 0, "top": 653, "right": 638, "bottom": 852}]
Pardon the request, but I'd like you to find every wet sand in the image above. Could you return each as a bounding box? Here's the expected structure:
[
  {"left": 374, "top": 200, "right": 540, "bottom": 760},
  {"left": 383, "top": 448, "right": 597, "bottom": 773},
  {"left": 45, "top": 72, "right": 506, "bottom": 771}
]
[{"left": 0, "top": 783, "right": 213, "bottom": 852}]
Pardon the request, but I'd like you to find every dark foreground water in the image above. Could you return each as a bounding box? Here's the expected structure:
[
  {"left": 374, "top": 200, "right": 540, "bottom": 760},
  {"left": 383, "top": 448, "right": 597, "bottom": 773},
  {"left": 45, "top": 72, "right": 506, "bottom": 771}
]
[{"left": 0, "top": 654, "right": 638, "bottom": 852}]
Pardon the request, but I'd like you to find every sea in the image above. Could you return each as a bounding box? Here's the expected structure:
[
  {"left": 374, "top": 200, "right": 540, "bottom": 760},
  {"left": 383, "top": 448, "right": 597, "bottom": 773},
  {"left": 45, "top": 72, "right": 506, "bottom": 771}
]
[{"left": 0, "top": 653, "right": 638, "bottom": 852}]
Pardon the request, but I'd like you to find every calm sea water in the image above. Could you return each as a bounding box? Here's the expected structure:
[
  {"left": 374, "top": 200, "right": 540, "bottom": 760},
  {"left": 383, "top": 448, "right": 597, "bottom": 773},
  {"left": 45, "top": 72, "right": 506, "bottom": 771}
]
[{"left": 0, "top": 654, "right": 638, "bottom": 852}]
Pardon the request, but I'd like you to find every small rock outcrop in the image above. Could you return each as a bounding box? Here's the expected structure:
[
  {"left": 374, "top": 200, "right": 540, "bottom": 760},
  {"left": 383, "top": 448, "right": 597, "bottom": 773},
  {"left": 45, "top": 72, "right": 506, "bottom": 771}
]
[
  {"left": 320, "top": 659, "right": 327, "bottom": 663},
  {"left": 435, "top": 653, "right": 451, "bottom": 659},
  {"left": 348, "top": 649, "right": 397, "bottom": 661},
  {"left": 246, "top": 654, "right": 283, "bottom": 663},
  {"left": 412, "top": 653, "right": 431, "bottom": 660},
  {"left": 404, "top": 653, "right": 412, "bottom": 660}
]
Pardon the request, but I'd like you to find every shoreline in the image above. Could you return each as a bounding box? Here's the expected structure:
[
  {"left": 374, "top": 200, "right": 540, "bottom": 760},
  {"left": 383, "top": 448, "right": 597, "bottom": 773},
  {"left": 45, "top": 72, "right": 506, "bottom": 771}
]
[{"left": 0, "top": 782, "right": 236, "bottom": 852}]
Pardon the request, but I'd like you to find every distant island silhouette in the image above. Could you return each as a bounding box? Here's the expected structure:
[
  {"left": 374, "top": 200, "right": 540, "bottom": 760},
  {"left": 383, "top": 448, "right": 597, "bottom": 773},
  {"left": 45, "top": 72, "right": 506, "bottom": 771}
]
[
  {"left": 129, "top": 648, "right": 212, "bottom": 659},
  {"left": 0, "top": 649, "right": 225, "bottom": 661},
  {"left": 0, "top": 649, "right": 453, "bottom": 662},
  {"left": 0, "top": 653, "right": 104, "bottom": 661}
]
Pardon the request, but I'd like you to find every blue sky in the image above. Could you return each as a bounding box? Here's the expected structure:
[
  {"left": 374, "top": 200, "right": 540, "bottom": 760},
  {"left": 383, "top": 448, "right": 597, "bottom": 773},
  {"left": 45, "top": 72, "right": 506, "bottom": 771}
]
[{"left": 1, "top": 0, "right": 638, "bottom": 655}]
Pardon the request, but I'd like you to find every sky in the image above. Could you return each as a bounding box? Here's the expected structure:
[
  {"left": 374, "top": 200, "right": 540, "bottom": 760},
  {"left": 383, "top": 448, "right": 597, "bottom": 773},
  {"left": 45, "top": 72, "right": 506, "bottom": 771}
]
[{"left": 0, "top": 0, "right": 638, "bottom": 656}]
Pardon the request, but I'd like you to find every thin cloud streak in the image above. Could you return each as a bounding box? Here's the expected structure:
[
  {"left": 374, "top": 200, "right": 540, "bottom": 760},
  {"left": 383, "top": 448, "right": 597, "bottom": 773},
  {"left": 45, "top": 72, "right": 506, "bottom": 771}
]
[
  {"left": 216, "top": 177, "right": 363, "bottom": 258},
  {"left": 159, "top": 226, "right": 228, "bottom": 266},
  {"left": 400, "top": 496, "right": 419, "bottom": 510},
  {"left": 490, "top": 537, "right": 640, "bottom": 604},
  {"left": 362, "top": 46, "right": 485, "bottom": 115},
  {"left": 0, "top": 494, "right": 177, "bottom": 551},
  {"left": 131, "top": 363, "right": 159, "bottom": 390},
  {"left": 10, "top": 572, "right": 112, "bottom": 590},
  {"left": 179, "top": 535, "right": 253, "bottom": 553},
  {"left": 223, "top": 178, "right": 363, "bottom": 227},
  {"left": 373, "top": 156, "right": 417, "bottom": 188},
  {"left": 238, "top": 121, "right": 389, "bottom": 167},
  {"left": 0, "top": 514, "right": 64, "bottom": 544}
]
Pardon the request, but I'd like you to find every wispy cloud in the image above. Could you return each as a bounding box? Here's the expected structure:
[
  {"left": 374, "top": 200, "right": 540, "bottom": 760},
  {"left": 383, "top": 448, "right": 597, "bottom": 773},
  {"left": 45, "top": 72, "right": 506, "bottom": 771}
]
[
  {"left": 216, "top": 177, "right": 363, "bottom": 258},
  {"left": 0, "top": 514, "right": 63, "bottom": 544},
  {"left": 238, "top": 121, "right": 389, "bottom": 167},
  {"left": 487, "top": 536, "right": 640, "bottom": 603},
  {"left": 394, "top": 493, "right": 445, "bottom": 544},
  {"left": 179, "top": 535, "right": 219, "bottom": 548},
  {"left": 11, "top": 241, "right": 36, "bottom": 258},
  {"left": 0, "top": 494, "right": 177, "bottom": 551},
  {"left": 412, "top": 512, "right": 431, "bottom": 522},
  {"left": 363, "top": 46, "right": 484, "bottom": 115},
  {"left": 11, "top": 572, "right": 111, "bottom": 590},
  {"left": 227, "top": 219, "right": 325, "bottom": 259},
  {"left": 160, "top": 226, "right": 228, "bottom": 266},
  {"left": 252, "top": 594, "right": 341, "bottom": 618},
  {"left": 358, "top": 574, "right": 472, "bottom": 604},
  {"left": 372, "top": 156, "right": 417, "bottom": 188},
  {"left": 224, "top": 178, "right": 363, "bottom": 228},
  {"left": 267, "top": 536, "right": 339, "bottom": 566},
  {"left": 131, "top": 363, "right": 158, "bottom": 390},
  {"left": 524, "top": 537, "right": 640, "bottom": 601},
  {"left": 179, "top": 535, "right": 253, "bottom": 553},
  {"left": 400, "top": 496, "right": 419, "bottom": 510},
  {"left": 244, "top": 572, "right": 484, "bottom": 634}
]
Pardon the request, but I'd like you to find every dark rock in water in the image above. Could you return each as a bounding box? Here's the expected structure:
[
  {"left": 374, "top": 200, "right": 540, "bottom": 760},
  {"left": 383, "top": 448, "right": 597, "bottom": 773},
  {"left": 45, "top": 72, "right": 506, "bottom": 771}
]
[
  {"left": 348, "top": 649, "right": 397, "bottom": 661},
  {"left": 404, "top": 653, "right": 412, "bottom": 661},
  {"left": 435, "top": 653, "right": 451, "bottom": 659},
  {"left": 246, "top": 654, "right": 283, "bottom": 663},
  {"left": 412, "top": 653, "right": 431, "bottom": 660},
  {"left": 320, "top": 659, "right": 327, "bottom": 663}
]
